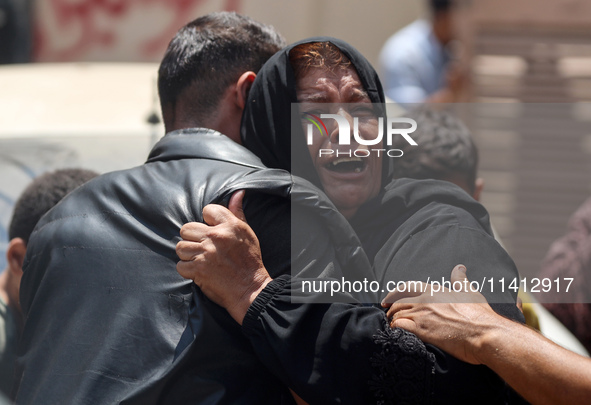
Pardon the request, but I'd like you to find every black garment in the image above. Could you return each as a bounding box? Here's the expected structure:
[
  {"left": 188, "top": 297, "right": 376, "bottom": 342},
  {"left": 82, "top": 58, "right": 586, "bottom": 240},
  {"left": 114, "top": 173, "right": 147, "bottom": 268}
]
[
  {"left": 16, "top": 129, "right": 373, "bottom": 404},
  {"left": 244, "top": 178, "right": 525, "bottom": 403},
  {"left": 353, "top": 178, "right": 524, "bottom": 320},
  {"left": 238, "top": 38, "right": 526, "bottom": 404},
  {"left": 353, "top": 179, "right": 526, "bottom": 403}
]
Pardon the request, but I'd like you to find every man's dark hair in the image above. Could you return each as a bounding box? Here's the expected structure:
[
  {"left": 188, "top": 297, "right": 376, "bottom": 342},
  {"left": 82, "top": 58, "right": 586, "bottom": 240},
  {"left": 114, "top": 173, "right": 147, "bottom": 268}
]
[
  {"left": 157, "top": 12, "right": 286, "bottom": 130},
  {"left": 391, "top": 108, "right": 479, "bottom": 193},
  {"left": 8, "top": 168, "right": 98, "bottom": 244},
  {"left": 429, "top": 0, "right": 453, "bottom": 14}
]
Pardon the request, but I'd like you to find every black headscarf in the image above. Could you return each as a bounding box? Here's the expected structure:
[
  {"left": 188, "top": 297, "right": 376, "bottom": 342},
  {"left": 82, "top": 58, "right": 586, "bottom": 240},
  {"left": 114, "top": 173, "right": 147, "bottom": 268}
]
[{"left": 241, "top": 37, "right": 390, "bottom": 192}]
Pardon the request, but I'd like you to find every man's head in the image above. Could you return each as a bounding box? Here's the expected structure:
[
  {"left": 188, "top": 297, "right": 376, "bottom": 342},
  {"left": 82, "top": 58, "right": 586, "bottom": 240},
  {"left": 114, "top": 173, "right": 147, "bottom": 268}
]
[
  {"left": 5, "top": 168, "right": 98, "bottom": 314},
  {"left": 390, "top": 108, "right": 483, "bottom": 200},
  {"left": 429, "top": 0, "right": 455, "bottom": 45},
  {"left": 157, "top": 12, "right": 285, "bottom": 140}
]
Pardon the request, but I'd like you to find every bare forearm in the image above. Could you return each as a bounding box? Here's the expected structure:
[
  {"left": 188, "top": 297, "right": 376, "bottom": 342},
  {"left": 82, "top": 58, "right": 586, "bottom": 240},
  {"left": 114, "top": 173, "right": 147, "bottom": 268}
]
[
  {"left": 478, "top": 316, "right": 591, "bottom": 405},
  {"left": 385, "top": 268, "right": 591, "bottom": 405}
]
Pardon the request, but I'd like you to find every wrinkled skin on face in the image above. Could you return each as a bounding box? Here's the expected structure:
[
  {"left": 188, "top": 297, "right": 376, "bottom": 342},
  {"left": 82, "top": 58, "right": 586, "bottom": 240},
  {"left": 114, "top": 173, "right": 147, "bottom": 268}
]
[{"left": 297, "top": 67, "right": 383, "bottom": 219}]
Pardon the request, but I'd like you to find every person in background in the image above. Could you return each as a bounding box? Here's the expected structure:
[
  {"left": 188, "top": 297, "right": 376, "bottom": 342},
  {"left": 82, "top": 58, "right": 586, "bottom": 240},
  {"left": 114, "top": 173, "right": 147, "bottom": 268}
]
[
  {"left": 539, "top": 196, "right": 591, "bottom": 354},
  {"left": 383, "top": 265, "right": 591, "bottom": 405},
  {"left": 0, "top": 168, "right": 98, "bottom": 397},
  {"left": 389, "top": 108, "right": 483, "bottom": 200},
  {"left": 378, "top": 0, "right": 467, "bottom": 103}
]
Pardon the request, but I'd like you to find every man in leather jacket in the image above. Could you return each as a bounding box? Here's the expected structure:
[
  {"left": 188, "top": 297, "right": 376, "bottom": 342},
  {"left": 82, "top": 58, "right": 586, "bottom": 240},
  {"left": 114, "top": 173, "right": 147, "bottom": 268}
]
[
  {"left": 14, "top": 12, "right": 304, "bottom": 404},
  {"left": 16, "top": 12, "right": 396, "bottom": 405}
]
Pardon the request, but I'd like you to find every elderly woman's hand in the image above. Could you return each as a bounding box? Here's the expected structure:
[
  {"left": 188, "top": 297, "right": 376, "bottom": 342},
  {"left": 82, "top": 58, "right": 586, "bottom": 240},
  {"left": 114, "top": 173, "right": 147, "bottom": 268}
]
[{"left": 176, "top": 190, "right": 272, "bottom": 325}]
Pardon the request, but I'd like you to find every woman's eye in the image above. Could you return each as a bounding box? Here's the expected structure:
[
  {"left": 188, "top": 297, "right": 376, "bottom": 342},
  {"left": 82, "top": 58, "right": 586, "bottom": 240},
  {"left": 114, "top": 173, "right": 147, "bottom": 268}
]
[
  {"left": 352, "top": 106, "right": 376, "bottom": 117},
  {"left": 351, "top": 103, "right": 374, "bottom": 112}
]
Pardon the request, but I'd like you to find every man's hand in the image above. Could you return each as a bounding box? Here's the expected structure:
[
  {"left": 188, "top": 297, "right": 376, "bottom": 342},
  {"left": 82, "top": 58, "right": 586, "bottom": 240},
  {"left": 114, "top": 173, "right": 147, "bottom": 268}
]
[
  {"left": 384, "top": 267, "right": 591, "bottom": 405},
  {"left": 176, "top": 190, "right": 272, "bottom": 325},
  {"left": 381, "top": 265, "right": 496, "bottom": 365}
]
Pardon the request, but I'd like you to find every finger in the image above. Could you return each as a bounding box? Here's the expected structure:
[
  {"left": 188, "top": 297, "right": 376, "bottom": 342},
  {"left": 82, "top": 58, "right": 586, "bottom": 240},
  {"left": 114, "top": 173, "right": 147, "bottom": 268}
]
[
  {"left": 386, "top": 301, "right": 415, "bottom": 320},
  {"left": 516, "top": 296, "right": 523, "bottom": 313},
  {"left": 387, "top": 306, "right": 419, "bottom": 330},
  {"left": 180, "top": 222, "right": 209, "bottom": 242},
  {"left": 381, "top": 282, "right": 428, "bottom": 307},
  {"left": 390, "top": 317, "right": 417, "bottom": 333},
  {"left": 228, "top": 190, "right": 247, "bottom": 223},
  {"left": 202, "top": 203, "right": 235, "bottom": 226},
  {"left": 176, "top": 258, "right": 206, "bottom": 281},
  {"left": 386, "top": 297, "right": 424, "bottom": 318},
  {"left": 450, "top": 264, "right": 468, "bottom": 284},
  {"left": 176, "top": 240, "right": 204, "bottom": 261}
]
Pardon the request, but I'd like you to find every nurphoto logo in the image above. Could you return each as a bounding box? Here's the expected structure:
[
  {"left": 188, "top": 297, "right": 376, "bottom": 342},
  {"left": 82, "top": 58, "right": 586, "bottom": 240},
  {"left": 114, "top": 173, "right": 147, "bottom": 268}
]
[{"left": 303, "top": 110, "right": 418, "bottom": 158}]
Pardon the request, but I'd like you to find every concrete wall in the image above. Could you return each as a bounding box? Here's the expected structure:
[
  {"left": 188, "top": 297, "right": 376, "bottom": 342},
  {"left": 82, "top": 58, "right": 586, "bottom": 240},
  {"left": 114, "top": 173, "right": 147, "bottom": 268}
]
[{"left": 33, "top": 0, "right": 426, "bottom": 67}]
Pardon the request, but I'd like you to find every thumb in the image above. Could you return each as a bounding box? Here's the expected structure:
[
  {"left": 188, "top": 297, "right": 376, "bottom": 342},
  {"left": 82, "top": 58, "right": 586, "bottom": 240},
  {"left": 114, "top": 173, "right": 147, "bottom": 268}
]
[
  {"left": 228, "top": 190, "right": 247, "bottom": 222},
  {"left": 202, "top": 204, "right": 234, "bottom": 226},
  {"left": 451, "top": 264, "right": 468, "bottom": 283}
]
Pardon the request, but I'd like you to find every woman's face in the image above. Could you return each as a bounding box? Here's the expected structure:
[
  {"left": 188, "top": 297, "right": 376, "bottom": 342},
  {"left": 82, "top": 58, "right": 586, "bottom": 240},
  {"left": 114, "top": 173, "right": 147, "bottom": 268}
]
[{"left": 297, "top": 67, "right": 383, "bottom": 219}]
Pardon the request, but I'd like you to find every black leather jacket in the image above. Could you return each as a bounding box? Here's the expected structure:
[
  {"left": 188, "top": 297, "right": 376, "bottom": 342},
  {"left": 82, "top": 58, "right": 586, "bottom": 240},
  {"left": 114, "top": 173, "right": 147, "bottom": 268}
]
[{"left": 16, "top": 129, "right": 302, "bottom": 404}]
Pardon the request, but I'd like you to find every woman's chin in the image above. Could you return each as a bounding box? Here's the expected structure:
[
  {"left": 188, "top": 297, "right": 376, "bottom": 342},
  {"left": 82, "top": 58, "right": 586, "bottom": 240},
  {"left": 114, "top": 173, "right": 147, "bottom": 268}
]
[{"left": 329, "top": 191, "right": 373, "bottom": 219}]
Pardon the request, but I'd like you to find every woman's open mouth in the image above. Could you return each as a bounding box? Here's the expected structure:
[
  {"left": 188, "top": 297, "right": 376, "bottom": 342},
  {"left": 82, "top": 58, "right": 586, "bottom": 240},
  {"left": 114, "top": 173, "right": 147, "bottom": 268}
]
[{"left": 325, "top": 157, "right": 367, "bottom": 173}]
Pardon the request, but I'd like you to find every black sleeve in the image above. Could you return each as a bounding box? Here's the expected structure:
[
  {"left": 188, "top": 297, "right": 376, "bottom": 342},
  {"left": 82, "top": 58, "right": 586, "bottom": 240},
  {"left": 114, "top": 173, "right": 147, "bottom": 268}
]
[
  {"left": 241, "top": 274, "right": 520, "bottom": 405},
  {"left": 373, "top": 207, "right": 525, "bottom": 322},
  {"left": 242, "top": 191, "right": 292, "bottom": 279},
  {"left": 242, "top": 276, "right": 436, "bottom": 405},
  {"left": 371, "top": 204, "right": 528, "bottom": 404},
  {"left": 239, "top": 199, "right": 521, "bottom": 404},
  {"left": 240, "top": 193, "right": 437, "bottom": 404}
]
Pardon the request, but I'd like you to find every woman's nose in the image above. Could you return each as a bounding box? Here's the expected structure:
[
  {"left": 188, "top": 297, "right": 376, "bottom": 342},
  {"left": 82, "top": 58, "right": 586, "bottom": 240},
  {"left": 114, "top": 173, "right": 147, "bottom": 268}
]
[
  {"left": 328, "top": 122, "right": 340, "bottom": 144},
  {"left": 327, "top": 109, "right": 355, "bottom": 145}
]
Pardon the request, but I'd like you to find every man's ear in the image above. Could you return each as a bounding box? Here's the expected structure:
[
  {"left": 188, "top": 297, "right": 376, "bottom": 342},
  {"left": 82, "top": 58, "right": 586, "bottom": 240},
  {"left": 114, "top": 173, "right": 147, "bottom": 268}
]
[
  {"left": 473, "top": 177, "right": 484, "bottom": 201},
  {"left": 235, "top": 71, "right": 256, "bottom": 110},
  {"left": 6, "top": 237, "right": 26, "bottom": 275}
]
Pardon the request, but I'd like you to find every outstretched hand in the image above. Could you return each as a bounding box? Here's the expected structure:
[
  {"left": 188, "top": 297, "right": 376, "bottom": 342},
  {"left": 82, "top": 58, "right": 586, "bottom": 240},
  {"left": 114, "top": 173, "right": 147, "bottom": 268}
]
[
  {"left": 176, "top": 190, "right": 272, "bottom": 324},
  {"left": 381, "top": 265, "right": 495, "bottom": 365}
]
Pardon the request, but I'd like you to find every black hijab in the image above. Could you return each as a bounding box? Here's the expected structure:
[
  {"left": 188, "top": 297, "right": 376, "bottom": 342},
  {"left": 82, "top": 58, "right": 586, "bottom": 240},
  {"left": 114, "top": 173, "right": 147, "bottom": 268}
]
[{"left": 241, "top": 37, "right": 390, "bottom": 192}]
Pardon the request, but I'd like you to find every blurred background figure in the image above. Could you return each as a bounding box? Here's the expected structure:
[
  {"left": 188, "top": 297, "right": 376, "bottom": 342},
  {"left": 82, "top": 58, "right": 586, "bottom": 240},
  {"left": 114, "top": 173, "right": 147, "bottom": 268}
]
[
  {"left": 379, "top": 0, "right": 467, "bottom": 103},
  {"left": 389, "top": 108, "right": 483, "bottom": 200},
  {"left": 0, "top": 168, "right": 97, "bottom": 398},
  {"left": 539, "top": 197, "right": 591, "bottom": 354}
]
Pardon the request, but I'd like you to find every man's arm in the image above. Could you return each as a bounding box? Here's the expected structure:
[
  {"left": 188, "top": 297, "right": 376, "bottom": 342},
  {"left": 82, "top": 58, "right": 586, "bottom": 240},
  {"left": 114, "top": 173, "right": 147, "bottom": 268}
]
[{"left": 383, "top": 266, "right": 591, "bottom": 405}]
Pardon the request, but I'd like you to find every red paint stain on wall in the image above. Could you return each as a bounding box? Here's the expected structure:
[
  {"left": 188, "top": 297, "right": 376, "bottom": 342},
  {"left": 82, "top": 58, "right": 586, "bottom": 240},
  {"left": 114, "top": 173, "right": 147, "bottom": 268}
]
[{"left": 35, "top": 0, "right": 242, "bottom": 61}]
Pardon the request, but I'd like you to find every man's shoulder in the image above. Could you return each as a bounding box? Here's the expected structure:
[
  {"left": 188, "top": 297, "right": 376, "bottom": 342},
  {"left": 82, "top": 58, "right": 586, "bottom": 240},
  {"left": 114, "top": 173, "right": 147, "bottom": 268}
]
[
  {"left": 41, "top": 129, "right": 277, "bottom": 217},
  {"left": 147, "top": 128, "right": 267, "bottom": 170},
  {"left": 381, "top": 20, "right": 431, "bottom": 59},
  {"left": 354, "top": 179, "right": 492, "bottom": 244}
]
